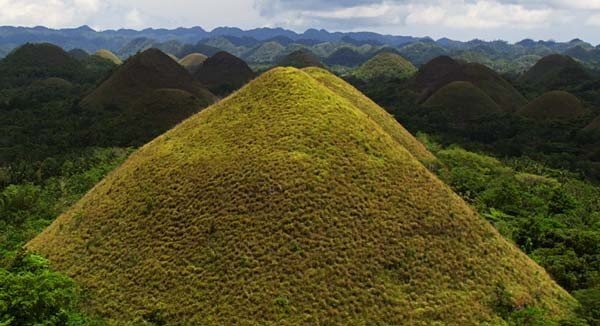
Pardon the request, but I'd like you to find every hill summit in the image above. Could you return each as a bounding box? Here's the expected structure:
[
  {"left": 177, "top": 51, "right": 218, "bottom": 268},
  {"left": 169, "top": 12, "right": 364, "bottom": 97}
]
[
  {"left": 194, "top": 51, "right": 255, "bottom": 95},
  {"left": 29, "top": 67, "right": 575, "bottom": 324},
  {"left": 94, "top": 49, "right": 122, "bottom": 65}
]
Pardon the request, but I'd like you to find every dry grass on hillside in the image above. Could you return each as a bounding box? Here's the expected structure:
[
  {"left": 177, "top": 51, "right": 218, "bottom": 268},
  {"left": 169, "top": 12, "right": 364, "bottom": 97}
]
[{"left": 29, "top": 67, "right": 576, "bottom": 324}]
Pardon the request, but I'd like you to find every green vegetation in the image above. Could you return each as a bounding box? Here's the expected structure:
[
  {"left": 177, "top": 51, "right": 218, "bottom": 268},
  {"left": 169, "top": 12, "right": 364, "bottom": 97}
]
[
  {"left": 353, "top": 52, "right": 416, "bottom": 82},
  {"left": 417, "top": 134, "right": 599, "bottom": 324},
  {"left": 28, "top": 67, "right": 576, "bottom": 324},
  {"left": 518, "top": 54, "right": 591, "bottom": 93}
]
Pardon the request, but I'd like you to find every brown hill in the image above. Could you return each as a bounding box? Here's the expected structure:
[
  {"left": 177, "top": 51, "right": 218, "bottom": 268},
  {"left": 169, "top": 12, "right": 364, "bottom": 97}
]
[
  {"left": 29, "top": 67, "right": 575, "bottom": 324},
  {"left": 82, "top": 48, "right": 214, "bottom": 110},
  {"left": 178, "top": 53, "right": 208, "bottom": 74},
  {"left": 415, "top": 56, "right": 526, "bottom": 113},
  {"left": 423, "top": 81, "right": 503, "bottom": 128},
  {"left": 193, "top": 51, "right": 255, "bottom": 96},
  {"left": 518, "top": 54, "right": 591, "bottom": 90},
  {"left": 519, "top": 91, "right": 588, "bottom": 121},
  {"left": 277, "top": 49, "right": 324, "bottom": 68}
]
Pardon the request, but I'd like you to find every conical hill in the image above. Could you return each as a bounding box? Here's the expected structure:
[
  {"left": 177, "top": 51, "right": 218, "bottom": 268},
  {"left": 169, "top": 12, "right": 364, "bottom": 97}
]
[
  {"left": 277, "top": 49, "right": 324, "bottom": 68},
  {"left": 29, "top": 67, "right": 576, "bottom": 324},
  {"left": 415, "top": 56, "right": 526, "bottom": 113},
  {"left": 519, "top": 91, "right": 587, "bottom": 121},
  {"left": 584, "top": 115, "right": 600, "bottom": 132},
  {"left": 193, "top": 51, "right": 255, "bottom": 96},
  {"left": 423, "top": 81, "right": 504, "bottom": 126},
  {"left": 178, "top": 53, "right": 208, "bottom": 74},
  {"left": 82, "top": 48, "right": 214, "bottom": 110},
  {"left": 519, "top": 54, "right": 591, "bottom": 90},
  {"left": 353, "top": 52, "right": 416, "bottom": 81}
]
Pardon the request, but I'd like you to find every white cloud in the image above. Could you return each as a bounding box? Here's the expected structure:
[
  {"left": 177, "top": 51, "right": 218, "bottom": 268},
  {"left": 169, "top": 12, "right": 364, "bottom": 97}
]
[
  {"left": 586, "top": 14, "right": 600, "bottom": 26},
  {"left": 124, "top": 8, "right": 145, "bottom": 29},
  {"left": 0, "top": 0, "right": 103, "bottom": 27},
  {"left": 443, "top": 1, "right": 553, "bottom": 29},
  {"left": 405, "top": 6, "right": 446, "bottom": 25}
]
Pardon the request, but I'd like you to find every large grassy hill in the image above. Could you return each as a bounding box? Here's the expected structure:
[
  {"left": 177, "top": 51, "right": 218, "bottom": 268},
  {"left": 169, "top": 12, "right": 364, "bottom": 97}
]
[
  {"left": 29, "top": 67, "right": 576, "bottom": 324},
  {"left": 94, "top": 49, "right": 122, "bottom": 65}
]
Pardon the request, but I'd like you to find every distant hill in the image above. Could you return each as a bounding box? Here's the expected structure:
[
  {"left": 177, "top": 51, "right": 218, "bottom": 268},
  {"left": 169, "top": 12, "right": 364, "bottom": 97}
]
[
  {"left": 584, "top": 114, "right": 600, "bottom": 132},
  {"left": 0, "top": 43, "right": 86, "bottom": 86},
  {"left": 423, "top": 81, "right": 504, "bottom": 129},
  {"left": 519, "top": 54, "right": 591, "bottom": 90},
  {"left": 178, "top": 53, "right": 207, "bottom": 74},
  {"left": 353, "top": 52, "right": 416, "bottom": 82},
  {"left": 68, "top": 48, "right": 89, "bottom": 60},
  {"left": 81, "top": 48, "right": 215, "bottom": 144},
  {"left": 277, "top": 49, "right": 324, "bottom": 68},
  {"left": 244, "top": 41, "right": 285, "bottom": 63},
  {"left": 94, "top": 49, "right": 122, "bottom": 65},
  {"left": 519, "top": 91, "right": 588, "bottom": 121},
  {"left": 194, "top": 51, "right": 255, "bottom": 96},
  {"left": 324, "top": 47, "right": 366, "bottom": 67},
  {"left": 29, "top": 67, "right": 576, "bottom": 324},
  {"left": 415, "top": 56, "right": 527, "bottom": 113}
]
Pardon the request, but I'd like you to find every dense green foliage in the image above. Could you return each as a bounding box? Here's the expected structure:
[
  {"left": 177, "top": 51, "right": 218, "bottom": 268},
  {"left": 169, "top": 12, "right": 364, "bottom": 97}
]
[{"left": 418, "top": 134, "right": 599, "bottom": 325}]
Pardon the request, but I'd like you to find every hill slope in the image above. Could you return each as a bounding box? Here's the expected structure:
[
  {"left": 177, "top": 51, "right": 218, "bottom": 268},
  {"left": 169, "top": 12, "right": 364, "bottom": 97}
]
[
  {"left": 29, "top": 67, "right": 575, "bottom": 324},
  {"left": 519, "top": 54, "right": 591, "bottom": 90},
  {"left": 194, "top": 51, "right": 255, "bottom": 95},
  {"left": 178, "top": 53, "right": 207, "bottom": 74},
  {"left": 423, "top": 81, "right": 504, "bottom": 127},
  {"left": 354, "top": 52, "right": 416, "bottom": 81},
  {"left": 584, "top": 115, "right": 600, "bottom": 132},
  {"left": 519, "top": 91, "right": 587, "bottom": 121},
  {"left": 415, "top": 56, "right": 526, "bottom": 113}
]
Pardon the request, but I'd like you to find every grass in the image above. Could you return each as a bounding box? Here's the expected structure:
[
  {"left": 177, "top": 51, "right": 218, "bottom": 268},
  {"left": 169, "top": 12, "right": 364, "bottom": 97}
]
[
  {"left": 29, "top": 67, "right": 577, "bottom": 324},
  {"left": 519, "top": 91, "right": 588, "bottom": 121},
  {"left": 518, "top": 54, "right": 590, "bottom": 90},
  {"left": 94, "top": 49, "right": 122, "bottom": 65},
  {"left": 277, "top": 49, "right": 324, "bottom": 69},
  {"left": 353, "top": 52, "right": 416, "bottom": 82},
  {"left": 193, "top": 51, "right": 255, "bottom": 96}
]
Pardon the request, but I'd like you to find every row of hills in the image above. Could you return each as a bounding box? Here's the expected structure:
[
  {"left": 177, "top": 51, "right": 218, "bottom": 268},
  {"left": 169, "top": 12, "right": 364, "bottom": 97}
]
[{"left": 2, "top": 26, "right": 600, "bottom": 75}]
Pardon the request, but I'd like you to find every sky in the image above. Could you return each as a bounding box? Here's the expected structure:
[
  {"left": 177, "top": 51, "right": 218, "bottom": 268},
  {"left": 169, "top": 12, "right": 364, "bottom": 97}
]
[{"left": 1, "top": 0, "right": 599, "bottom": 44}]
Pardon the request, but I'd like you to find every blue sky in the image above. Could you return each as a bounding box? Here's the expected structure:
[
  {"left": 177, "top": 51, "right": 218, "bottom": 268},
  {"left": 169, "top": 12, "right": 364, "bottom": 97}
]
[{"left": 1, "top": 0, "right": 599, "bottom": 43}]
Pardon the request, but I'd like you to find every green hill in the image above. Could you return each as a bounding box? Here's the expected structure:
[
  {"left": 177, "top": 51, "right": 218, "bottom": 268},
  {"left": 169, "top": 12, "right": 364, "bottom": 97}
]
[
  {"left": 29, "top": 67, "right": 575, "bottom": 324},
  {"left": 423, "top": 81, "right": 503, "bottom": 128},
  {"left": 94, "top": 49, "right": 122, "bottom": 65},
  {"left": 244, "top": 41, "right": 285, "bottom": 63},
  {"left": 324, "top": 47, "right": 366, "bottom": 67},
  {"left": 518, "top": 54, "right": 591, "bottom": 90},
  {"left": 178, "top": 53, "right": 207, "bottom": 74},
  {"left": 277, "top": 49, "right": 324, "bottom": 68},
  {"left": 194, "top": 51, "right": 255, "bottom": 96},
  {"left": 415, "top": 56, "right": 527, "bottom": 113},
  {"left": 0, "top": 43, "right": 85, "bottom": 86},
  {"left": 68, "top": 48, "right": 89, "bottom": 61},
  {"left": 353, "top": 52, "right": 416, "bottom": 82},
  {"left": 519, "top": 91, "right": 588, "bottom": 121}
]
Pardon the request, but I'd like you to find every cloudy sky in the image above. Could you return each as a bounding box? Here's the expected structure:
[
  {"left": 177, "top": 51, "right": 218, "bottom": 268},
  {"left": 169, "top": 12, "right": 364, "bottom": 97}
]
[{"left": 1, "top": 0, "right": 599, "bottom": 43}]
